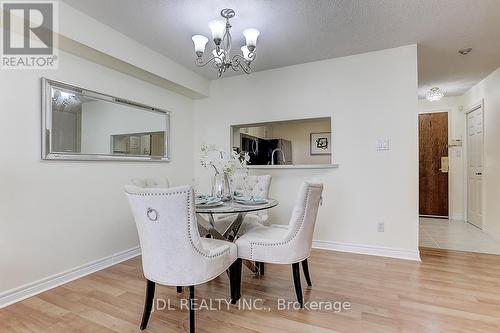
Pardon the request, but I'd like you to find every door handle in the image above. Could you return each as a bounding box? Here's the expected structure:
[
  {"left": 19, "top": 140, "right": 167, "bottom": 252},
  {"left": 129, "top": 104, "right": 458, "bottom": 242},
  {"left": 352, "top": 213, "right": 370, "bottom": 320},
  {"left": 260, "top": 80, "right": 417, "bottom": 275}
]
[{"left": 476, "top": 172, "right": 482, "bottom": 175}]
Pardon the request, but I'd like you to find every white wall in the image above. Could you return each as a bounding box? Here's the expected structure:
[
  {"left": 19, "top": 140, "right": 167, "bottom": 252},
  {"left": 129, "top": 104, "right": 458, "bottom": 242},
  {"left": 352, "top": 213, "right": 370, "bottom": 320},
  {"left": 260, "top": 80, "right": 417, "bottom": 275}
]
[
  {"left": 462, "top": 67, "right": 500, "bottom": 238},
  {"left": 418, "top": 96, "right": 466, "bottom": 220},
  {"left": 0, "top": 50, "right": 194, "bottom": 296},
  {"left": 194, "top": 45, "right": 419, "bottom": 258}
]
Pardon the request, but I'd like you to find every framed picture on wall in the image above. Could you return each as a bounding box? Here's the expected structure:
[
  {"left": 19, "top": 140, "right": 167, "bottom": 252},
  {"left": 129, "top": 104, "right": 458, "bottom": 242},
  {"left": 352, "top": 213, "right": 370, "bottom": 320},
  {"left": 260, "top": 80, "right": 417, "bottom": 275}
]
[{"left": 310, "top": 132, "right": 331, "bottom": 155}]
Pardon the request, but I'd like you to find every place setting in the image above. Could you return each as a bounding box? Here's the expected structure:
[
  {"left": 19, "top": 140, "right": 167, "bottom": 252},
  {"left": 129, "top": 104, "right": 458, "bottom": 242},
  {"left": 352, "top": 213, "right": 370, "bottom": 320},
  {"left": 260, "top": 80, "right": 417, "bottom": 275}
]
[
  {"left": 195, "top": 194, "right": 224, "bottom": 208},
  {"left": 233, "top": 194, "right": 269, "bottom": 206}
]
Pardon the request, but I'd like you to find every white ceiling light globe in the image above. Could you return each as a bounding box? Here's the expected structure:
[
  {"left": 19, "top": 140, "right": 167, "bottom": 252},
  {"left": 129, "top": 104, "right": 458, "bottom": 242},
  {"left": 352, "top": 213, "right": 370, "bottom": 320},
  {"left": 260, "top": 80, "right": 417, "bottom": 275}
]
[
  {"left": 243, "top": 28, "right": 260, "bottom": 51},
  {"left": 209, "top": 20, "right": 226, "bottom": 41},
  {"left": 192, "top": 35, "right": 208, "bottom": 55}
]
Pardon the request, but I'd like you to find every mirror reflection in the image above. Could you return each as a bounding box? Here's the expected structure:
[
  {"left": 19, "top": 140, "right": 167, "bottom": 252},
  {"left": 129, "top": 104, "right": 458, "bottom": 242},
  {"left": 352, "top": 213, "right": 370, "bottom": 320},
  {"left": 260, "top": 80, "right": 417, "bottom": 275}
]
[{"left": 43, "top": 79, "right": 170, "bottom": 161}]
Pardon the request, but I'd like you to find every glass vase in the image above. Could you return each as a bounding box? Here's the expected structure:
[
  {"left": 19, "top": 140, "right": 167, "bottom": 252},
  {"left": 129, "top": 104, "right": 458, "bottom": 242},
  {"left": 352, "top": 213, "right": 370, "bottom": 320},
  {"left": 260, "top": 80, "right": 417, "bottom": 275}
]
[{"left": 212, "top": 172, "right": 232, "bottom": 201}]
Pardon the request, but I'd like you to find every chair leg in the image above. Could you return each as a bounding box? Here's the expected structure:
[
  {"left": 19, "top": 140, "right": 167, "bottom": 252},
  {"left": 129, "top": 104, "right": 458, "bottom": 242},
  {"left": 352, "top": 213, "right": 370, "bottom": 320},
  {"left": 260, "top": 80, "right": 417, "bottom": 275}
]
[
  {"left": 292, "top": 263, "right": 304, "bottom": 308},
  {"left": 189, "top": 286, "right": 195, "bottom": 333},
  {"left": 229, "top": 259, "right": 242, "bottom": 304},
  {"left": 301, "top": 259, "right": 312, "bottom": 287},
  {"left": 256, "top": 261, "right": 265, "bottom": 276},
  {"left": 140, "top": 279, "right": 155, "bottom": 330},
  {"left": 176, "top": 286, "right": 183, "bottom": 293}
]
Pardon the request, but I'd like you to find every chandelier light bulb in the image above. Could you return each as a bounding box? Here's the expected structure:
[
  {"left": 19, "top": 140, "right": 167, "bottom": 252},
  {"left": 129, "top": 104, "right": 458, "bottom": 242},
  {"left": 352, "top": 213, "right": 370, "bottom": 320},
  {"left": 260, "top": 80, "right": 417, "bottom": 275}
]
[
  {"left": 426, "top": 87, "right": 444, "bottom": 102},
  {"left": 243, "top": 28, "right": 260, "bottom": 51},
  {"left": 192, "top": 35, "right": 208, "bottom": 57},
  {"left": 209, "top": 20, "right": 226, "bottom": 43}
]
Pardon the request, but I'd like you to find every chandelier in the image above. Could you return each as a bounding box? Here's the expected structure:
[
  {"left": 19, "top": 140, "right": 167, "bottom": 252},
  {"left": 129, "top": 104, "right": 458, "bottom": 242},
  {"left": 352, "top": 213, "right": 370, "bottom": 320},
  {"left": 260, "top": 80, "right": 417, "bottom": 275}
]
[
  {"left": 191, "top": 8, "right": 260, "bottom": 77},
  {"left": 426, "top": 87, "right": 444, "bottom": 102},
  {"left": 52, "top": 90, "right": 81, "bottom": 112}
]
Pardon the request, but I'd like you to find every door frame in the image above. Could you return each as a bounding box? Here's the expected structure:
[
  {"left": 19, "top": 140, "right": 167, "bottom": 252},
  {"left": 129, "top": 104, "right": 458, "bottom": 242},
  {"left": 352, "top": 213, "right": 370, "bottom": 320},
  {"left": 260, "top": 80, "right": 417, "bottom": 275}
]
[
  {"left": 464, "top": 99, "right": 485, "bottom": 228},
  {"left": 418, "top": 109, "right": 451, "bottom": 218}
]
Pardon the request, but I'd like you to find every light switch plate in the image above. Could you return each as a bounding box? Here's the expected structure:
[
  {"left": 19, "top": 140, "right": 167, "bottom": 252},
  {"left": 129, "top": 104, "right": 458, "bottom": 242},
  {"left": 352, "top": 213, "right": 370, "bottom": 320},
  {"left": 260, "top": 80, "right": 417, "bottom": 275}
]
[{"left": 376, "top": 139, "right": 390, "bottom": 151}]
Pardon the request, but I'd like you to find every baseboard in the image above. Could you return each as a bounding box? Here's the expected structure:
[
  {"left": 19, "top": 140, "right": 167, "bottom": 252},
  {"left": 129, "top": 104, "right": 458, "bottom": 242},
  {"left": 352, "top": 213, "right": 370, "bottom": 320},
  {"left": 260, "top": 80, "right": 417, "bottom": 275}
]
[
  {"left": 0, "top": 246, "right": 141, "bottom": 309},
  {"left": 312, "top": 240, "right": 421, "bottom": 261},
  {"left": 449, "top": 215, "right": 464, "bottom": 221}
]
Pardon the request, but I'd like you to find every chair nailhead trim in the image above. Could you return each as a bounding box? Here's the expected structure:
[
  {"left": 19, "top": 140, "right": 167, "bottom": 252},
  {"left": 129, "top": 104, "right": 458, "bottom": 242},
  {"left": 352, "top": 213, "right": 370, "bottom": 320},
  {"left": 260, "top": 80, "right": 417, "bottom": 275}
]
[
  {"left": 249, "top": 186, "right": 315, "bottom": 259},
  {"left": 128, "top": 189, "right": 230, "bottom": 259},
  {"left": 126, "top": 191, "right": 188, "bottom": 196},
  {"left": 186, "top": 192, "right": 229, "bottom": 259}
]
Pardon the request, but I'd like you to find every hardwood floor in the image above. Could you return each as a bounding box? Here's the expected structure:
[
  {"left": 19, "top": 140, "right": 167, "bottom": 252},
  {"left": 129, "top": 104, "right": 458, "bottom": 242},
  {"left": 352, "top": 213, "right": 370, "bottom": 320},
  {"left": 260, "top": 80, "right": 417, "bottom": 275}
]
[{"left": 2, "top": 248, "right": 500, "bottom": 332}]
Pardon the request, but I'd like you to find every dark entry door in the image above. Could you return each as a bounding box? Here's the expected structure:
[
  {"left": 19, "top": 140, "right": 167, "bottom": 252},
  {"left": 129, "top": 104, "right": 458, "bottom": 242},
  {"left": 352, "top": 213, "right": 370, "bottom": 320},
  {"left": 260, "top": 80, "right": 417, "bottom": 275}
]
[{"left": 419, "top": 112, "right": 449, "bottom": 217}]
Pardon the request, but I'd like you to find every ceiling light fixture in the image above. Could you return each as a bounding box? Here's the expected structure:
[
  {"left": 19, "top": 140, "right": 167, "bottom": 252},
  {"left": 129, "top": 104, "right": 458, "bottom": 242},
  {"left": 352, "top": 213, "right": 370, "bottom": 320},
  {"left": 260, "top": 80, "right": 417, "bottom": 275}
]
[
  {"left": 191, "top": 8, "right": 259, "bottom": 77},
  {"left": 458, "top": 48, "right": 472, "bottom": 55},
  {"left": 426, "top": 87, "right": 445, "bottom": 102},
  {"left": 52, "top": 90, "right": 81, "bottom": 112}
]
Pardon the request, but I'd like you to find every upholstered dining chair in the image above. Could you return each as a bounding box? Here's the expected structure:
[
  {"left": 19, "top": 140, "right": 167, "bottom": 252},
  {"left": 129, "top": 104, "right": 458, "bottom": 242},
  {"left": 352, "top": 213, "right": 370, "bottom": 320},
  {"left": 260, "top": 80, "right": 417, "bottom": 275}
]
[
  {"left": 124, "top": 185, "right": 242, "bottom": 333},
  {"left": 215, "top": 175, "right": 272, "bottom": 231},
  {"left": 214, "top": 174, "right": 272, "bottom": 274},
  {"left": 131, "top": 177, "right": 170, "bottom": 188},
  {"left": 233, "top": 181, "right": 323, "bottom": 308},
  {"left": 233, "top": 174, "right": 272, "bottom": 227}
]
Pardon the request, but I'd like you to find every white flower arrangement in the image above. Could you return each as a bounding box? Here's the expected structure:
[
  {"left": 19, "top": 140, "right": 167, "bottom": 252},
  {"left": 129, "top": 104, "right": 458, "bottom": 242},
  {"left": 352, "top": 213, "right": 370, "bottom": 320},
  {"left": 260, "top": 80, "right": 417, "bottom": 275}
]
[{"left": 200, "top": 144, "right": 250, "bottom": 176}]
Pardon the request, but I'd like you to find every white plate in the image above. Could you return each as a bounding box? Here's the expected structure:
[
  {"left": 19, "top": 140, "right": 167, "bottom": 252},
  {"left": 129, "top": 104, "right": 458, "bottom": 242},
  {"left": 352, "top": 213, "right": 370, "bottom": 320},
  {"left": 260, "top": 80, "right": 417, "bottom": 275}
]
[{"left": 235, "top": 199, "right": 268, "bottom": 206}]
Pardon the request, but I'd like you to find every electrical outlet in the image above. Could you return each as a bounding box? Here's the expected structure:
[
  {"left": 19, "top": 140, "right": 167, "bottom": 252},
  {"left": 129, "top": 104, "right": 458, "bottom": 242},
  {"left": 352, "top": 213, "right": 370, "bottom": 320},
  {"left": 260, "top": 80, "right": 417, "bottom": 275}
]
[{"left": 377, "top": 222, "right": 385, "bottom": 232}]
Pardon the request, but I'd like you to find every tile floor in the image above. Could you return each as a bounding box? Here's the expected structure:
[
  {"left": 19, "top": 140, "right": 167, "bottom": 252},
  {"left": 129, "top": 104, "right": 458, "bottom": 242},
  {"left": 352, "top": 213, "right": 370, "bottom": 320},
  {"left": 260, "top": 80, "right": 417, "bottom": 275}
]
[{"left": 420, "top": 217, "right": 500, "bottom": 254}]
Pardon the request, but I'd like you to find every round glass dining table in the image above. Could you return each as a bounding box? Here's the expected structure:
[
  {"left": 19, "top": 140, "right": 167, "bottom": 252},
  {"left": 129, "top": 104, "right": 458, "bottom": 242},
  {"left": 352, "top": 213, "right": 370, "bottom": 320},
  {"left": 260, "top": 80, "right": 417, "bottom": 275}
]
[{"left": 195, "top": 199, "right": 279, "bottom": 242}]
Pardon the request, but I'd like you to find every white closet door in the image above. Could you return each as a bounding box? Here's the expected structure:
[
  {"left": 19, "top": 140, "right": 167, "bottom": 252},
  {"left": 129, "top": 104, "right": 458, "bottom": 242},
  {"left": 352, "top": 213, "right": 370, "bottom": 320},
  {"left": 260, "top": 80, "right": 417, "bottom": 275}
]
[{"left": 466, "top": 106, "right": 483, "bottom": 229}]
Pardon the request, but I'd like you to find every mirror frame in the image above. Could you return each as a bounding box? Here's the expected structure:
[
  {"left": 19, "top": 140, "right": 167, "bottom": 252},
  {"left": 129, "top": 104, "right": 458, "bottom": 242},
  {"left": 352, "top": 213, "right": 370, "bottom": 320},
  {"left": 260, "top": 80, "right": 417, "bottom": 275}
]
[{"left": 41, "top": 78, "right": 171, "bottom": 162}]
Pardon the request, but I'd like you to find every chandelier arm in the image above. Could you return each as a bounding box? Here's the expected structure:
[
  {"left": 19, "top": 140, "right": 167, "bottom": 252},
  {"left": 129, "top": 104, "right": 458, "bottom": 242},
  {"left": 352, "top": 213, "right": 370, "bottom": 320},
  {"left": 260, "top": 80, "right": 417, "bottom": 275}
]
[
  {"left": 231, "top": 55, "right": 252, "bottom": 74},
  {"left": 195, "top": 56, "right": 224, "bottom": 68},
  {"left": 248, "top": 52, "right": 256, "bottom": 62}
]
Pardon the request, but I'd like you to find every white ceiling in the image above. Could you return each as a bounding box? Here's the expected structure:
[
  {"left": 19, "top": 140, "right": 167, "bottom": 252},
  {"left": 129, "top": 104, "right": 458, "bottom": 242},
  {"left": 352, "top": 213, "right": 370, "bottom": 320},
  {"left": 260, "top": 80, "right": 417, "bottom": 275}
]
[{"left": 63, "top": 0, "right": 500, "bottom": 98}]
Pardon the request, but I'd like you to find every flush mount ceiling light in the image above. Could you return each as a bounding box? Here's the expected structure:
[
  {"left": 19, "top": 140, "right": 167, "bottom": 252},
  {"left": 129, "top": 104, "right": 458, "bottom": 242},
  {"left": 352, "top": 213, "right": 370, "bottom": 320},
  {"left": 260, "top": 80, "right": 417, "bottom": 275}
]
[
  {"left": 191, "top": 8, "right": 259, "bottom": 77},
  {"left": 458, "top": 48, "right": 472, "bottom": 55},
  {"left": 426, "top": 87, "right": 445, "bottom": 102}
]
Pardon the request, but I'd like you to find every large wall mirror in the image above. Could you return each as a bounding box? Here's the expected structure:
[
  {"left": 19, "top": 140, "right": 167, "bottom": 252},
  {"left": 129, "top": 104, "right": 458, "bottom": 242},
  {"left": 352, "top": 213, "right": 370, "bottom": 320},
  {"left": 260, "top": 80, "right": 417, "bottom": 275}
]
[
  {"left": 42, "top": 78, "right": 171, "bottom": 161},
  {"left": 231, "top": 117, "right": 333, "bottom": 167}
]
